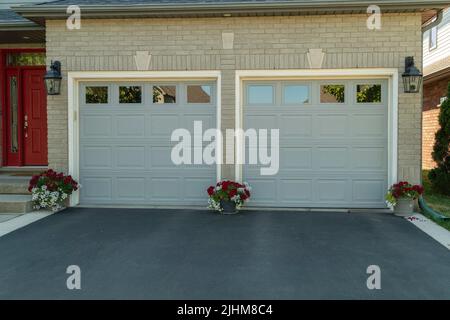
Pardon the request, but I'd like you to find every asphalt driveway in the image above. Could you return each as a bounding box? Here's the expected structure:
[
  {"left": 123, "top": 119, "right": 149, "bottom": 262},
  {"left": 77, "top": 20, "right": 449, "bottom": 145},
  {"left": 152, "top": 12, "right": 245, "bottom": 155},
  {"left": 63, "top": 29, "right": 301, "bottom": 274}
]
[{"left": 0, "top": 208, "right": 449, "bottom": 299}]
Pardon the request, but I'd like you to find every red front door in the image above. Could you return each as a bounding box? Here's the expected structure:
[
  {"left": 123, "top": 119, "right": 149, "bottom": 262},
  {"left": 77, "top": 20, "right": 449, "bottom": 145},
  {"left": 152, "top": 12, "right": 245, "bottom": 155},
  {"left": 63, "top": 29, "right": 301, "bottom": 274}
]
[
  {"left": 23, "top": 69, "right": 48, "bottom": 165},
  {"left": 4, "top": 67, "right": 47, "bottom": 166}
]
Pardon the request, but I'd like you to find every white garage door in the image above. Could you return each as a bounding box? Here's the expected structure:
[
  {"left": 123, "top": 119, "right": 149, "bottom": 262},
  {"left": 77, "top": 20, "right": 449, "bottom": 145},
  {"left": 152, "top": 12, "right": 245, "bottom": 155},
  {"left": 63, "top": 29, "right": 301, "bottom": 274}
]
[
  {"left": 243, "top": 79, "right": 389, "bottom": 208},
  {"left": 79, "top": 81, "right": 216, "bottom": 206}
]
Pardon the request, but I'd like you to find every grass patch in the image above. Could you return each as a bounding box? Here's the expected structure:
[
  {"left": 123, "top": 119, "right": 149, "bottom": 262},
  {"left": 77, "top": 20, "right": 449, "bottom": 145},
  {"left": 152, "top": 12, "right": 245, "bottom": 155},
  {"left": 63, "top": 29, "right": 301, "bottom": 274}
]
[{"left": 421, "top": 170, "right": 450, "bottom": 231}]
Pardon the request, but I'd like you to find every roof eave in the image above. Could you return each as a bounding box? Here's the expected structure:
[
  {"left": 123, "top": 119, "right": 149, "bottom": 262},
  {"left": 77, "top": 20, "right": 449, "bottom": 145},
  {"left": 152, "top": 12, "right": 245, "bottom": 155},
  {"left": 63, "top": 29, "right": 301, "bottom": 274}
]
[
  {"left": 0, "top": 21, "right": 43, "bottom": 31},
  {"left": 12, "top": 1, "right": 450, "bottom": 25}
]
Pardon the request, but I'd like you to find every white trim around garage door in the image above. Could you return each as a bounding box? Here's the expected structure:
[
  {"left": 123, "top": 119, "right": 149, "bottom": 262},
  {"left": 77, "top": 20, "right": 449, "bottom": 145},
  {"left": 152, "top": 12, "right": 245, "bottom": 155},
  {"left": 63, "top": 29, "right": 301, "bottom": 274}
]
[
  {"left": 68, "top": 71, "right": 222, "bottom": 207},
  {"left": 234, "top": 68, "right": 399, "bottom": 193}
]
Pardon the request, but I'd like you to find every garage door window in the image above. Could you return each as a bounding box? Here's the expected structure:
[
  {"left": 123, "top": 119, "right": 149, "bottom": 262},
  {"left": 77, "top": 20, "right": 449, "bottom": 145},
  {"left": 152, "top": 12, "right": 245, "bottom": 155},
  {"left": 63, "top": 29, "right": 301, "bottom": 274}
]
[
  {"left": 356, "top": 84, "right": 382, "bottom": 103},
  {"left": 248, "top": 85, "right": 274, "bottom": 105},
  {"left": 187, "top": 85, "right": 212, "bottom": 104},
  {"left": 153, "top": 85, "right": 176, "bottom": 104},
  {"left": 283, "top": 85, "right": 310, "bottom": 105},
  {"left": 85, "top": 86, "right": 108, "bottom": 104},
  {"left": 119, "top": 86, "right": 142, "bottom": 104},
  {"left": 320, "top": 85, "right": 345, "bottom": 103}
]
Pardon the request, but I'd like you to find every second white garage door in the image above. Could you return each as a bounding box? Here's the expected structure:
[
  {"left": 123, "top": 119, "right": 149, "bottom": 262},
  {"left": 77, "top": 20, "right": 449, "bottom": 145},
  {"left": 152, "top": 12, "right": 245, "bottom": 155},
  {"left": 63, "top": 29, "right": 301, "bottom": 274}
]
[
  {"left": 79, "top": 81, "right": 216, "bottom": 206},
  {"left": 243, "top": 79, "right": 389, "bottom": 208}
]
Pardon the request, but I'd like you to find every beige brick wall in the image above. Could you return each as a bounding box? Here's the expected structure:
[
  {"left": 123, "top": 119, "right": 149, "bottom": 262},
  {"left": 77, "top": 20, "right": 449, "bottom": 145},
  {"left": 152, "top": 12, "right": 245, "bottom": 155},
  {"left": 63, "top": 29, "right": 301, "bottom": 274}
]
[{"left": 45, "top": 13, "right": 423, "bottom": 183}]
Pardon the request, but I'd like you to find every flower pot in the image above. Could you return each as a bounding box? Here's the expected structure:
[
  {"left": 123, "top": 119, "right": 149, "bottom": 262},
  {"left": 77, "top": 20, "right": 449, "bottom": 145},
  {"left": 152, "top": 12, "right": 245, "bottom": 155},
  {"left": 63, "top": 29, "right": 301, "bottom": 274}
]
[
  {"left": 394, "top": 198, "right": 414, "bottom": 217},
  {"left": 220, "top": 200, "right": 237, "bottom": 214}
]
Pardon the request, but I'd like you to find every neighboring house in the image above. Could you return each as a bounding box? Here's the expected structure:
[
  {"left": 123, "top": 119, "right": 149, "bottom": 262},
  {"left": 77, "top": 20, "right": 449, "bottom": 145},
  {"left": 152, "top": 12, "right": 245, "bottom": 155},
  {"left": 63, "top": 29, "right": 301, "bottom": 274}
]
[
  {"left": 422, "top": 7, "right": 450, "bottom": 170},
  {"left": 0, "top": 0, "right": 449, "bottom": 210}
]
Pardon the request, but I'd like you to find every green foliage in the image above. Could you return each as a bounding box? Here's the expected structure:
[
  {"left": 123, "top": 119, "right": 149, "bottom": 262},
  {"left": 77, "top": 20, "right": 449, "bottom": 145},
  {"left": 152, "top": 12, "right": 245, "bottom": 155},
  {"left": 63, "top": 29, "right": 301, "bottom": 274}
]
[
  {"left": 119, "top": 86, "right": 141, "bottom": 103},
  {"left": 86, "top": 87, "right": 108, "bottom": 104},
  {"left": 322, "top": 85, "right": 345, "bottom": 103},
  {"left": 429, "top": 82, "right": 450, "bottom": 195},
  {"left": 356, "top": 84, "right": 381, "bottom": 103}
]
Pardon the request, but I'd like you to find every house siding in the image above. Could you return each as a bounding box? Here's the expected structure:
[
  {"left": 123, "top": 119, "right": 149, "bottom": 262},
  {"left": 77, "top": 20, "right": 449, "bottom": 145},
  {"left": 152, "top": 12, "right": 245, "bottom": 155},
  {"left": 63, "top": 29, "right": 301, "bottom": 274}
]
[
  {"left": 423, "top": 8, "right": 450, "bottom": 68},
  {"left": 45, "top": 13, "right": 423, "bottom": 183}
]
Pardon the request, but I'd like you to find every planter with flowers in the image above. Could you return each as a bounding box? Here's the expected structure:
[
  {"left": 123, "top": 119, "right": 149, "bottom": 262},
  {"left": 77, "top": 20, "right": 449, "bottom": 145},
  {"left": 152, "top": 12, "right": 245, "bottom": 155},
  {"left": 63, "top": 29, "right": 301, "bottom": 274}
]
[
  {"left": 385, "top": 181, "right": 424, "bottom": 217},
  {"left": 207, "top": 180, "right": 251, "bottom": 214},
  {"left": 28, "top": 169, "right": 79, "bottom": 212}
]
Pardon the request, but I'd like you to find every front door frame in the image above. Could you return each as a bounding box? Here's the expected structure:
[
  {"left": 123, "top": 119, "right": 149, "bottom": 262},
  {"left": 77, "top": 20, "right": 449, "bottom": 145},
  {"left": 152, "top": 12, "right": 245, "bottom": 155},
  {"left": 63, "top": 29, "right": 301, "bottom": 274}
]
[{"left": 0, "top": 48, "right": 46, "bottom": 167}]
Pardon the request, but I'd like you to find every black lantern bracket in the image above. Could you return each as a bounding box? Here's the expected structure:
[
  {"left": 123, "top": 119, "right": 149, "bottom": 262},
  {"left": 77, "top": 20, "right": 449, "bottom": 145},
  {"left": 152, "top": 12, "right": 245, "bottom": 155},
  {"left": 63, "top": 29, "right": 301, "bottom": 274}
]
[
  {"left": 44, "top": 60, "right": 62, "bottom": 95},
  {"left": 402, "top": 56, "right": 423, "bottom": 93}
]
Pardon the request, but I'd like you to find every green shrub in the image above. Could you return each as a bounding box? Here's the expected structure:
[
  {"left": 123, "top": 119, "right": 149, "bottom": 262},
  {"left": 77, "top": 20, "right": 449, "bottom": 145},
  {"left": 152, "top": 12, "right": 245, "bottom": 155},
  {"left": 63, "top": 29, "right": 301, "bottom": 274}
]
[{"left": 429, "top": 82, "right": 450, "bottom": 195}]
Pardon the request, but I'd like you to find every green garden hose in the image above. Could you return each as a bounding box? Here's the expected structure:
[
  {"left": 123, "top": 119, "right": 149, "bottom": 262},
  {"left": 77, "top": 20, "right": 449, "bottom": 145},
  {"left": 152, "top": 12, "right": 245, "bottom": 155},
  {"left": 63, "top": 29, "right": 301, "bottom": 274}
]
[{"left": 418, "top": 197, "right": 450, "bottom": 221}]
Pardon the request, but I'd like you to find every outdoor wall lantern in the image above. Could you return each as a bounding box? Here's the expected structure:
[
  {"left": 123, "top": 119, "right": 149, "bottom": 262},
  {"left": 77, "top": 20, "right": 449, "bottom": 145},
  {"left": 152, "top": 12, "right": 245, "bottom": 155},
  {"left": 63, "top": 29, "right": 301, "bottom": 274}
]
[
  {"left": 402, "top": 56, "right": 423, "bottom": 93},
  {"left": 44, "top": 60, "right": 62, "bottom": 95}
]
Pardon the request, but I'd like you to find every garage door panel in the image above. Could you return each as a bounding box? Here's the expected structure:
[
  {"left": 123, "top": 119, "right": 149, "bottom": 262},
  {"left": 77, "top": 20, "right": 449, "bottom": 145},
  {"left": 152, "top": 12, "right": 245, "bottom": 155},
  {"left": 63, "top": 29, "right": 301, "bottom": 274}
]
[
  {"left": 183, "top": 177, "right": 216, "bottom": 201},
  {"left": 279, "top": 179, "right": 313, "bottom": 202},
  {"left": 116, "top": 177, "right": 146, "bottom": 200},
  {"left": 150, "top": 115, "right": 180, "bottom": 136},
  {"left": 81, "top": 177, "right": 113, "bottom": 201},
  {"left": 116, "top": 115, "right": 146, "bottom": 137},
  {"left": 151, "top": 177, "right": 182, "bottom": 201},
  {"left": 351, "top": 147, "right": 386, "bottom": 170},
  {"left": 316, "top": 147, "right": 349, "bottom": 169},
  {"left": 352, "top": 180, "right": 385, "bottom": 202},
  {"left": 82, "top": 146, "right": 113, "bottom": 169},
  {"left": 245, "top": 179, "right": 277, "bottom": 203},
  {"left": 280, "top": 147, "right": 312, "bottom": 169},
  {"left": 245, "top": 115, "right": 277, "bottom": 130},
  {"left": 316, "top": 179, "right": 348, "bottom": 202},
  {"left": 280, "top": 115, "right": 312, "bottom": 137},
  {"left": 81, "top": 115, "right": 112, "bottom": 138},
  {"left": 352, "top": 115, "right": 386, "bottom": 137},
  {"left": 79, "top": 81, "right": 216, "bottom": 206},
  {"left": 314, "top": 115, "right": 348, "bottom": 137},
  {"left": 116, "top": 146, "right": 146, "bottom": 169},
  {"left": 183, "top": 114, "right": 215, "bottom": 133},
  {"left": 243, "top": 79, "right": 388, "bottom": 208}
]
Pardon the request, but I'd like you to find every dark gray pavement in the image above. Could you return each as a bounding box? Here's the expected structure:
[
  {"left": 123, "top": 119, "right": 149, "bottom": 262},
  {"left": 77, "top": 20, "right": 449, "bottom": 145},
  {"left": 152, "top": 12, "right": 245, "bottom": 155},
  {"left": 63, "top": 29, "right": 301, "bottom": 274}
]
[{"left": 0, "top": 207, "right": 449, "bottom": 299}]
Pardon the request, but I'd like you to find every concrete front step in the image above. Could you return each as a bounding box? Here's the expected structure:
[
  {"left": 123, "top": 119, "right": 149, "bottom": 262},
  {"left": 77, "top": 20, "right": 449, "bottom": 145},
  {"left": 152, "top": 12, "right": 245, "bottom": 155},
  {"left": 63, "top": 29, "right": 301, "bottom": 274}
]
[
  {"left": 0, "top": 180, "right": 30, "bottom": 195},
  {"left": 0, "top": 195, "right": 33, "bottom": 214}
]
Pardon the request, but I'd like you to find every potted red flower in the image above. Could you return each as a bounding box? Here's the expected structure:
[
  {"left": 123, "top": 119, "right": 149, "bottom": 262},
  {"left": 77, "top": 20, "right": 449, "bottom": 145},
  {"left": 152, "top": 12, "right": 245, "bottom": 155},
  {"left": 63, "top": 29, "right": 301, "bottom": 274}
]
[
  {"left": 207, "top": 180, "right": 251, "bottom": 214},
  {"left": 385, "top": 181, "right": 424, "bottom": 216},
  {"left": 29, "top": 169, "right": 79, "bottom": 212}
]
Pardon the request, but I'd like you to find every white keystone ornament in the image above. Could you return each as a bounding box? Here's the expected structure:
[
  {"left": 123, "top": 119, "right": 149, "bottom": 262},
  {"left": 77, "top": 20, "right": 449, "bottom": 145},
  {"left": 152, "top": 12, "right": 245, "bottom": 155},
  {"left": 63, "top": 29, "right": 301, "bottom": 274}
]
[
  {"left": 307, "top": 49, "right": 325, "bottom": 69},
  {"left": 222, "top": 32, "right": 234, "bottom": 49},
  {"left": 134, "top": 51, "right": 152, "bottom": 71}
]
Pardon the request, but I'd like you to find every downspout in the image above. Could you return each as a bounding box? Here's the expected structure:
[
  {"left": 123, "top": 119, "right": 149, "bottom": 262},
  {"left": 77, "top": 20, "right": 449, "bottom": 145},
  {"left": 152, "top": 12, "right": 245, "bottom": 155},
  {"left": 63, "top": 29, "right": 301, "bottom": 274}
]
[{"left": 422, "top": 9, "right": 444, "bottom": 32}]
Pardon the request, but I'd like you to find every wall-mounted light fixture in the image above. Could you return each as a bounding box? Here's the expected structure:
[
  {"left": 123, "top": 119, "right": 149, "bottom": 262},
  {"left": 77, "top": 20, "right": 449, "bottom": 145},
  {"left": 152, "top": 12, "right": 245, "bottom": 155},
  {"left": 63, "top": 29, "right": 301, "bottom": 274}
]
[
  {"left": 402, "top": 57, "right": 423, "bottom": 93},
  {"left": 44, "top": 60, "right": 62, "bottom": 95}
]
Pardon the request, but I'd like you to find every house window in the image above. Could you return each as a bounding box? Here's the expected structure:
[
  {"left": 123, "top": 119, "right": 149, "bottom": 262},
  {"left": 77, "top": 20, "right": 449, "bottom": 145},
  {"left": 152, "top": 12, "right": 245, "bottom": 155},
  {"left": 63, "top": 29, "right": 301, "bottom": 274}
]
[
  {"left": 119, "top": 86, "right": 142, "bottom": 104},
  {"left": 153, "top": 85, "right": 176, "bottom": 104},
  {"left": 85, "top": 86, "right": 108, "bottom": 104},
  {"left": 187, "top": 85, "right": 212, "bottom": 104},
  {"left": 320, "top": 85, "right": 345, "bottom": 103},
  {"left": 6, "top": 52, "right": 46, "bottom": 66},
  {"left": 283, "top": 85, "right": 310, "bottom": 104},
  {"left": 356, "top": 84, "right": 382, "bottom": 103},
  {"left": 9, "top": 76, "right": 18, "bottom": 153},
  {"left": 429, "top": 26, "right": 438, "bottom": 50},
  {"left": 248, "top": 85, "right": 274, "bottom": 105}
]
